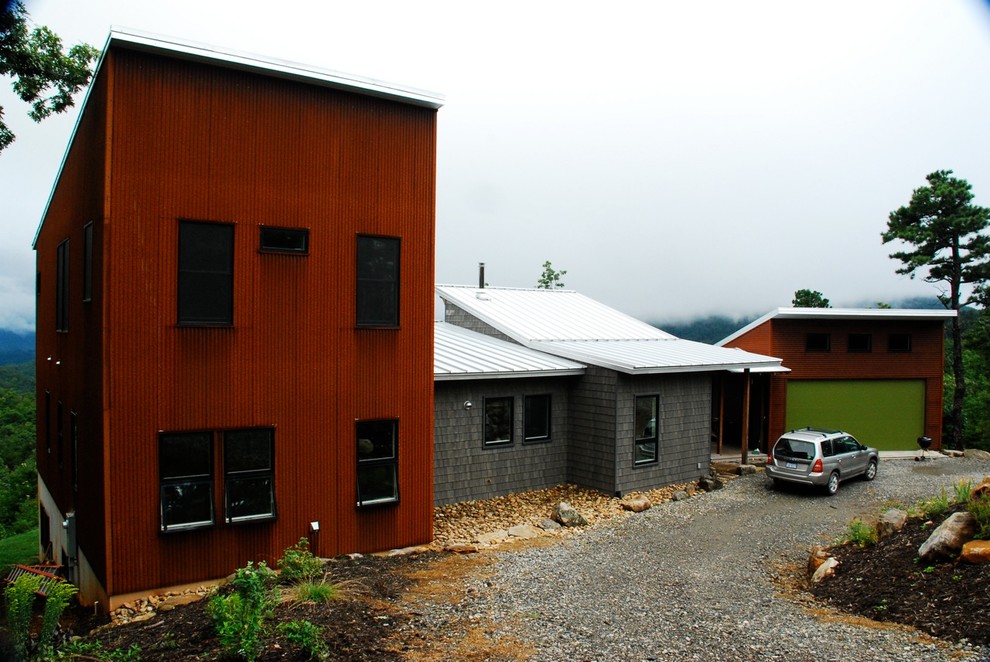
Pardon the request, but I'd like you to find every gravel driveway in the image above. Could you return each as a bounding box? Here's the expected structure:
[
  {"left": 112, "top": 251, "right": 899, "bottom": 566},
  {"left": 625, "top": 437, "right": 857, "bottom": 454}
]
[{"left": 443, "top": 456, "right": 990, "bottom": 661}]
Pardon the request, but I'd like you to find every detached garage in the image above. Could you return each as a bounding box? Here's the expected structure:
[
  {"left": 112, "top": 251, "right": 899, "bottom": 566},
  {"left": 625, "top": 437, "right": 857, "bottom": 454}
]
[
  {"left": 718, "top": 308, "right": 954, "bottom": 452},
  {"left": 785, "top": 379, "right": 925, "bottom": 451}
]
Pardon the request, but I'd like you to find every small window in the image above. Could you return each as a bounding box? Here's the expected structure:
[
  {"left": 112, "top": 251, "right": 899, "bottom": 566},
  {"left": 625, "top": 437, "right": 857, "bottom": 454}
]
[
  {"left": 356, "top": 420, "right": 399, "bottom": 506},
  {"left": 159, "top": 432, "right": 214, "bottom": 532},
  {"left": 56, "top": 239, "right": 69, "bottom": 332},
  {"left": 223, "top": 428, "right": 276, "bottom": 523},
  {"left": 524, "top": 394, "right": 551, "bottom": 442},
  {"left": 83, "top": 222, "right": 93, "bottom": 302},
  {"left": 260, "top": 226, "right": 309, "bottom": 254},
  {"left": 178, "top": 221, "right": 234, "bottom": 326},
  {"left": 356, "top": 235, "right": 400, "bottom": 327},
  {"left": 806, "top": 333, "right": 830, "bottom": 352},
  {"left": 847, "top": 333, "right": 872, "bottom": 353},
  {"left": 635, "top": 395, "right": 659, "bottom": 465},
  {"left": 888, "top": 333, "right": 912, "bottom": 352},
  {"left": 484, "top": 397, "right": 514, "bottom": 447}
]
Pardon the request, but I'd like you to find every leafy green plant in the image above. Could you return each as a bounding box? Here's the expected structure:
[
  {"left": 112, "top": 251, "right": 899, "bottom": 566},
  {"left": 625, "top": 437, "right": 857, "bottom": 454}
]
[
  {"left": 844, "top": 518, "right": 878, "bottom": 548},
  {"left": 967, "top": 492, "right": 990, "bottom": 540},
  {"left": 953, "top": 478, "right": 974, "bottom": 504},
  {"left": 916, "top": 488, "right": 952, "bottom": 518},
  {"left": 923, "top": 565, "right": 936, "bottom": 574},
  {"left": 208, "top": 561, "right": 277, "bottom": 661},
  {"left": 277, "top": 619, "right": 329, "bottom": 661},
  {"left": 277, "top": 538, "right": 324, "bottom": 584},
  {"left": 291, "top": 579, "right": 339, "bottom": 605},
  {"left": 53, "top": 641, "right": 141, "bottom": 660},
  {"left": 3, "top": 573, "right": 78, "bottom": 661}
]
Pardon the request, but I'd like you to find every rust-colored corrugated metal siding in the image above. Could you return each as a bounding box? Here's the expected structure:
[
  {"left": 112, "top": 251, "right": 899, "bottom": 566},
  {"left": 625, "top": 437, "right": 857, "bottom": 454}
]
[
  {"left": 83, "top": 48, "right": 435, "bottom": 596},
  {"left": 764, "top": 319, "right": 945, "bottom": 447},
  {"left": 35, "top": 69, "right": 110, "bottom": 580}
]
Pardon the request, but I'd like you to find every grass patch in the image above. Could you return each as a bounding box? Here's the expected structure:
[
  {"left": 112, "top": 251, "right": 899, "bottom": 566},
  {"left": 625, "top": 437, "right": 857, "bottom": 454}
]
[
  {"left": 844, "top": 518, "right": 878, "bottom": 548},
  {"left": 0, "top": 528, "right": 38, "bottom": 570}
]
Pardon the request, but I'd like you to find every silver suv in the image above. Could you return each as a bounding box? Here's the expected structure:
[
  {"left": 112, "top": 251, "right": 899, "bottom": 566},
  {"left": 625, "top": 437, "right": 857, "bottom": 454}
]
[{"left": 766, "top": 427, "right": 878, "bottom": 495}]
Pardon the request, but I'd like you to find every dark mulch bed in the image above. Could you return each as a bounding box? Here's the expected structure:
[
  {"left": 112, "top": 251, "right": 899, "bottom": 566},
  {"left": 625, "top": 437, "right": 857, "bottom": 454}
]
[
  {"left": 810, "top": 506, "right": 990, "bottom": 646},
  {"left": 2, "top": 552, "right": 439, "bottom": 661}
]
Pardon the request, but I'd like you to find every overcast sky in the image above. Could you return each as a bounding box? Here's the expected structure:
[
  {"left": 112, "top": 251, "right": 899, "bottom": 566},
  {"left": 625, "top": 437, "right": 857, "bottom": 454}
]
[{"left": 3, "top": 0, "right": 990, "bottom": 332}]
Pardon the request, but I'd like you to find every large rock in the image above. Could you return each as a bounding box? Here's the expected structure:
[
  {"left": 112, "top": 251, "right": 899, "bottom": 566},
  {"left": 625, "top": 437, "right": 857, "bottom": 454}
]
[
  {"left": 918, "top": 511, "right": 976, "bottom": 561},
  {"left": 971, "top": 476, "right": 990, "bottom": 500},
  {"left": 698, "top": 474, "right": 723, "bottom": 492},
  {"left": 620, "top": 495, "right": 652, "bottom": 512},
  {"left": 507, "top": 524, "right": 542, "bottom": 539},
  {"left": 811, "top": 556, "right": 839, "bottom": 583},
  {"left": 553, "top": 501, "right": 588, "bottom": 527},
  {"left": 961, "top": 540, "right": 990, "bottom": 564},
  {"left": 877, "top": 508, "right": 909, "bottom": 539},
  {"left": 964, "top": 449, "right": 990, "bottom": 461},
  {"left": 808, "top": 546, "right": 830, "bottom": 574}
]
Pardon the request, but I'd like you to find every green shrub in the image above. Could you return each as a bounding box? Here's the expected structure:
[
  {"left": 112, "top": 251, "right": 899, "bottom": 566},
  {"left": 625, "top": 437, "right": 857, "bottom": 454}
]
[
  {"left": 208, "top": 561, "right": 277, "bottom": 661},
  {"left": 845, "top": 518, "right": 878, "bottom": 548},
  {"left": 3, "top": 573, "right": 77, "bottom": 662},
  {"left": 277, "top": 620, "right": 329, "bottom": 660},
  {"left": 277, "top": 538, "right": 324, "bottom": 584},
  {"left": 916, "top": 488, "right": 952, "bottom": 518},
  {"left": 291, "top": 579, "right": 340, "bottom": 605},
  {"left": 953, "top": 478, "right": 974, "bottom": 504},
  {"left": 968, "top": 493, "right": 990, "bottom": 540}
]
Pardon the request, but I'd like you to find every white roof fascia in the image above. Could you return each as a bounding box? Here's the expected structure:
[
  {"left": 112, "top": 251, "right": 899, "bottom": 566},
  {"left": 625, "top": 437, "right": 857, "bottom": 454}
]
[
  {"left": 717, "top": 307, "right": 957, "bottom": 347},
  {"left": 528, "top": 340, "right": 784, "bottom": 375},
  {"left": 34, "top": 28, "right": 443, "bottom": 248}
]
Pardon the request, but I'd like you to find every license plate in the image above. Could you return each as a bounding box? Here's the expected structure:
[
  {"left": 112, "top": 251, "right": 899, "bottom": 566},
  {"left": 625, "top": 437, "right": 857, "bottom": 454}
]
[{"left": 785, "top": 462, "right": 797, "bottom": 469}]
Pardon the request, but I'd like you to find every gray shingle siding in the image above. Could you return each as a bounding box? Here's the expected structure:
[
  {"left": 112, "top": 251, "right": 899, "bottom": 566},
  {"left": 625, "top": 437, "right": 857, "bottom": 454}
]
[
  {"left": 444, "top": 303, "right": 516, "bottom": 343},
  {"left": 434, "top": 378, "right": 571, "bottom": 505},
  {"left": 567, "top": 366, "right": 618, "bottom": 493}
]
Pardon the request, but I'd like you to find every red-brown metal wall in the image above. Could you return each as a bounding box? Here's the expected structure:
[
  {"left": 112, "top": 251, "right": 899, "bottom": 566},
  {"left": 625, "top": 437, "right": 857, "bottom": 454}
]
[
  {"left": 728, "top": 318, "right": 946, "bottom": 448},
  {"left": 38, "top": 46, "right": 437, "bottom": 599}
]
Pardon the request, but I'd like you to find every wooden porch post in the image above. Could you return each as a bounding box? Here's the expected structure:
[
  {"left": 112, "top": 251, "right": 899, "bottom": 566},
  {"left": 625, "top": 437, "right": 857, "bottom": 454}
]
[{"left": 741, "top": 368, "right": 751, "bottom": 465}]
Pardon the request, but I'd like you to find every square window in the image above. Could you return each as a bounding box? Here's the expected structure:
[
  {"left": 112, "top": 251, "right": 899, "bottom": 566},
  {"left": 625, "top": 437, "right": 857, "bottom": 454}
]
[
  {"left": 223, "top": 428, "right": 276, "bottom": 523},
  {"left": 484, "top": 397, "right": 514, "bottom": 447},
  {"left": 888, "top": 333, "right": 912, "bottom": 352},
  {"left": 524, "top": 394, "right": 551, "bottom": 442},
  {"left": 635, "top": 395, "right": 659, "bottom": 465},
  {"left": 356, "top": 235, "right": 400, "bottom": 327},
  {"left": 178, "top": 221, "right": 234, "bottom": 326},
  {"left": 357, "top": 420, "right": 398, "bottom": 506},
  {"left": 159, "top": 432, "right": 214, "bottom": 531},
  {"left": 806, "top": 333, "right": 830, "bottom": 352},
  {"left": 848, "top": 333, "right": 872, "bottom": 352},
  {"left": 260, "top": 226, "right": 309, "bottom": 254}
]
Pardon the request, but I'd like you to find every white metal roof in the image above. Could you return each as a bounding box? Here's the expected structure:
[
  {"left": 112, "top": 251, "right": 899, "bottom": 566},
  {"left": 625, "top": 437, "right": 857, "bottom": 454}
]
[
  {"left": 436, "top": 285, "right": 784, "bottom": 375},
  {"left": 434, "top": 322, "right": 585, "bottom": 381},
  {"left": 717, "top": 307, "right": 958, "bottom": 347}
]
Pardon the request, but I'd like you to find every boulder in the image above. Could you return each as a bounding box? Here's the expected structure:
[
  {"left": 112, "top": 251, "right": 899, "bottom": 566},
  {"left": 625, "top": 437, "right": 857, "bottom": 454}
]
[
  {"left": 811, "top": 556, "right": 839, "bottom": 583},
  {"left": 507, "top": 524, "right": 542, "bottom": 539},
  {"left": 476, "top": 530, "right": 509, "bottom": 545},
  {"left": 552, "top": 502, "right": 588, "bottom": 527},
  {"left": 538, "top": 518, "right": 562, "bottom": 531},
  {"left": 807, "top": 546, "right": 830, "bottom": 574},
  {"left": 877, "top": 508, "right": 909, "bottom": 539},
  {"left": 918, "top": 511, "right": 976, "bottom": 561},
  {"left": 971, "top": 476, "right": 990, "bottom": 500},
  {"left": 964, "top": 449, "right": 990, "bottom": 461},
  {"left": 736, "top": 464, "right": 758, "bottom": 476},
  {"left": 672, "top": 490, "right": 691, "bottom": 502},
  {"left": 961, "top": 540, "right": 990, "bottom": 564},
  {"left": 157, "top": 593, "right": 203, "bottom": 611},
  {"left": 620, "top": 495, "right": 652, "bottom": 512},
  {"left": 698, "top": 475, "right": 723, "bottom": 492},
  {"left": 444, "top": 543, "right": 479, "bottom": 554}
]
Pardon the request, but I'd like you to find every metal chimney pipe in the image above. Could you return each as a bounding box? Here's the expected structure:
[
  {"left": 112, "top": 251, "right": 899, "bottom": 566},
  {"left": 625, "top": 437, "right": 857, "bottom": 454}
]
[{"left": 479, "top": 262, "right": 485, "bottom": 289}]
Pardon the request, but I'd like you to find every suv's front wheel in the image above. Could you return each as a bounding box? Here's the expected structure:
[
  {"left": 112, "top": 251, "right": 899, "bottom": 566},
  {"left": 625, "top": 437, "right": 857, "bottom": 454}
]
[
  {"left": 864, "top": 459, "right": 878, "bottom": 481},
  {"left": 825, "top": 471, "right": 840, "bottom": 496}
]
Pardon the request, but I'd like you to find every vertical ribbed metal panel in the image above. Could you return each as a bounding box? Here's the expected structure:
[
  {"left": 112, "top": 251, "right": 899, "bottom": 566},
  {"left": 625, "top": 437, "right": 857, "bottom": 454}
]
[{"left": 91, "top": 48, "right": 437, "bottom": 596}]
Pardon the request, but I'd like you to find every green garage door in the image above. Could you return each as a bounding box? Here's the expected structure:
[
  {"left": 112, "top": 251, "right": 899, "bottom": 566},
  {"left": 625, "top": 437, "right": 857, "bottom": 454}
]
[{"left": 785, "top": 380, "right": 925, "bottom": 451}]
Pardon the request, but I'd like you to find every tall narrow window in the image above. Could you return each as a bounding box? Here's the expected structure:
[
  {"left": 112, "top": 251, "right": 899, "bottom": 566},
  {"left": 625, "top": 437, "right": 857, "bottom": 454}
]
[
  {"left": 44, "top": 390, "right": 51, "bottom": 455},
  {"left": 159, "top": 432, "right": 214, "bottom": 531},
  {"left": 56, "top": 401, "right": 64, "bottom": 469},
  {"left": 70, "top": 412, "right": 79, "bottom": 493},
  {"left": 356, "top": 420, "right": 398, "bottom": 506},
  {"left": 635, "top": 395, "right": 659, "bottom": 465},
  {"left": 56, "top": 239, "right": 69, "bottom": 331},
  {"left": 356, "top": 235, "right": 400, "bottom": 327},
  {"left": 178, "top": 221, "right": 234, "bottom": 326},
  {"left": 524, "top": 394, "right": 551, "bottom": 442},
  {"left": 83, "top": 223, "right": 93, "bottom": 302},
  {"left": 223, "top": 428, "right": 276, "bottom": 523},
  {"left": 484, "top": 396, "right": 514, "bottom": 447}
]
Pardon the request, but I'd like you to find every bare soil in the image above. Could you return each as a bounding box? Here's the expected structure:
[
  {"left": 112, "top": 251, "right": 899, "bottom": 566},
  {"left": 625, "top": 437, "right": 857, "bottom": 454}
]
[{"left": 809, "top": 505, "right": 990, "bottom": 647}]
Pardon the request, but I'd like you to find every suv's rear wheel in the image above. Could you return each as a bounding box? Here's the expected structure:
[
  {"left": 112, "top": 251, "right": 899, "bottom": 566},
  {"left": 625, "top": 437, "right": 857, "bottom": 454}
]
[
  {"left": 864, "top": 459, "right": 878, "bottom": 481},
  {"left": 825, "top": 471, "right": 840, "bottom": 495}
]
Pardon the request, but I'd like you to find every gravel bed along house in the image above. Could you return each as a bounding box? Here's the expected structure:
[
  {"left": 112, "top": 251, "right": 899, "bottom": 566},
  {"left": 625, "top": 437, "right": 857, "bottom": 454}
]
[{"left": 406, "top": 456, "right": 990, "bottom": 661}]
